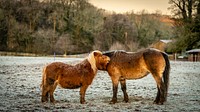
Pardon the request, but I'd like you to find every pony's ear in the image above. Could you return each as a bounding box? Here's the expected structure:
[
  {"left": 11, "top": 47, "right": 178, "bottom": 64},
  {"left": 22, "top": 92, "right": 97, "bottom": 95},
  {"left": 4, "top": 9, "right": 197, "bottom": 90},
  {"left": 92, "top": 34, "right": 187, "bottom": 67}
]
[{"left": 93, "top": 52, "right": 100, "bottom": 56}]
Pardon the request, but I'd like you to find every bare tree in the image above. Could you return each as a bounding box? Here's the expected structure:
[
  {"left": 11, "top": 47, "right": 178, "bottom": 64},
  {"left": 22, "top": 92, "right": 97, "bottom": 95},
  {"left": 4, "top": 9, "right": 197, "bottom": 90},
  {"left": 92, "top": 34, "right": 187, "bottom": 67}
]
[
  {"left": 168, "top": 0, "right": 198, "bottom": 23},
  {"left": 168, "top": 0, "right": 200, "bottom": 51}
]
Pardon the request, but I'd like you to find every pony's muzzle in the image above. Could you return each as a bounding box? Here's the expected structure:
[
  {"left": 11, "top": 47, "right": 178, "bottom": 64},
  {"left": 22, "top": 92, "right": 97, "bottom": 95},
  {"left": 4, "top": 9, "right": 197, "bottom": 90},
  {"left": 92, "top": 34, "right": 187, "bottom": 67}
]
[{"left": 105, "top": 57, "right": 110, "bottom": 70}]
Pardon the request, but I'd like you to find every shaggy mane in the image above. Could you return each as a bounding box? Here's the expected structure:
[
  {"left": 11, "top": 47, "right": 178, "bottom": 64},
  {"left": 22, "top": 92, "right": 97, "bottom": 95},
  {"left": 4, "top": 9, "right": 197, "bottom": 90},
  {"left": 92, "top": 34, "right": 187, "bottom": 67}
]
[{"left": 87, "top": 50, "right": 102, "bottom": 74}]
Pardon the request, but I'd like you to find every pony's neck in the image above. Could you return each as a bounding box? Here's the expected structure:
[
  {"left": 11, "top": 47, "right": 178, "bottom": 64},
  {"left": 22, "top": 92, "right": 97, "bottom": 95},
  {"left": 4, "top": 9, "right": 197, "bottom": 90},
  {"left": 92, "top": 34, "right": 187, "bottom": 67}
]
[{"left": 87, "top": 53, "right": 97, "bottom": 74}]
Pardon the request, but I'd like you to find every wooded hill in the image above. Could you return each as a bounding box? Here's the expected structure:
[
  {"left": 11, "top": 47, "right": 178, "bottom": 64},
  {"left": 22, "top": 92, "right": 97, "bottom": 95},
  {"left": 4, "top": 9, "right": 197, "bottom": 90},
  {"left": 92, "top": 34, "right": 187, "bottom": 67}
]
[{"left": 1, "top": 0, "right": 194, "bottom": 55}]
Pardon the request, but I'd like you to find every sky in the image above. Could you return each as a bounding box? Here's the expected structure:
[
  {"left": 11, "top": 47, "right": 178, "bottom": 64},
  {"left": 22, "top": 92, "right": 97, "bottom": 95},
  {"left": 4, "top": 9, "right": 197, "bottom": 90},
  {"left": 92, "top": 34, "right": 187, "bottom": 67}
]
[{"left": 89, "top": 0, "right": 171, "bottom": 15}]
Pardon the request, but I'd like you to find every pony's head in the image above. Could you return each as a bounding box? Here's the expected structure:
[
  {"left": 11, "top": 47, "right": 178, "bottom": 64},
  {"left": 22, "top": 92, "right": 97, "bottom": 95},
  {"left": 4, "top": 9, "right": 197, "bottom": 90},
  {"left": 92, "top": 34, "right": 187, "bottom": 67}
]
[{"left": 87, "top": 50, "right": 110, "bottom": 73}]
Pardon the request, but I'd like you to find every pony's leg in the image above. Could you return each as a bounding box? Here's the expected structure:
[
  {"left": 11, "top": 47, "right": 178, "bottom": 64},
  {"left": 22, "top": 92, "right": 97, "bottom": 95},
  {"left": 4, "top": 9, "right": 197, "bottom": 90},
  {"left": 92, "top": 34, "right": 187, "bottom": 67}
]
[
  {"left": 157, "top": 82, "right": 165, "bottom": 105},
  {"left": 41, "top": 85, "right": 49, "bottom": 102},
  {"left": 120, "top": 79, "right": 129, "bottom": 102},
  {"left": 159, "top": 81, "right": 166, "bottom": 103},
  {"left": 110, "top": 77, "right": 119, "bottom": 104},
  {"left": 154, "top": 85, "right": 160, "bottom": 104},
  {"left": 80, "top": 85, "right": 89, "bottom": 104},
  {"left": 152, "top": 75, "right": 166, "bottom": 105},
  {"left": 50, "top": 81, "right": 58, "bottom": 103}
]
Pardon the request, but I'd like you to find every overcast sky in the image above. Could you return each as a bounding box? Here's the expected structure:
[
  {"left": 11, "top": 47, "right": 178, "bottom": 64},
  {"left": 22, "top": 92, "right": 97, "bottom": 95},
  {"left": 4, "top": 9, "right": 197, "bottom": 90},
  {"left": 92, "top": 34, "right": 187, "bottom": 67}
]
[{"left": 89, "top": 0, "right": 171, "bottom": 15}]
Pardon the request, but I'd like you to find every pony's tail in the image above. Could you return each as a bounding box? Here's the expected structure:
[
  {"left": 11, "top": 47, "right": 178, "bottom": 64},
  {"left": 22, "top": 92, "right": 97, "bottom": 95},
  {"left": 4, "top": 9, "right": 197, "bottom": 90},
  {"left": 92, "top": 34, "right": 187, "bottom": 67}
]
[
  {"left": 161, "top": 52, "right": 170, "bottom": 100},
  {"left": 40, "top": 66, "right": 47, "bottom": 91}
]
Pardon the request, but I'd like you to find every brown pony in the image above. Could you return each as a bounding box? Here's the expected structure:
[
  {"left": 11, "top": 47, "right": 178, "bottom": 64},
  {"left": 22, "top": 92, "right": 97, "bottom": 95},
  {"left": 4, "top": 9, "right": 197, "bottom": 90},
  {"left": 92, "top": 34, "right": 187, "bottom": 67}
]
[
  {"left": 103, "top": 48, "right": 170, "bottom": 105},
  {"left": 41, "top": 50, "right": 110, "bottom": 104}
]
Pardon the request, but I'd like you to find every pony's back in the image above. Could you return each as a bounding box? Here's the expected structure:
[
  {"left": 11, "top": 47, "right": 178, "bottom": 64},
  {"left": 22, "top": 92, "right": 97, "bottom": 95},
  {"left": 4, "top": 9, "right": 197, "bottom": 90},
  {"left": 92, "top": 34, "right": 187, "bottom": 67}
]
[{"left": 103, "top": 50, "right": 126, "bottom": 58}]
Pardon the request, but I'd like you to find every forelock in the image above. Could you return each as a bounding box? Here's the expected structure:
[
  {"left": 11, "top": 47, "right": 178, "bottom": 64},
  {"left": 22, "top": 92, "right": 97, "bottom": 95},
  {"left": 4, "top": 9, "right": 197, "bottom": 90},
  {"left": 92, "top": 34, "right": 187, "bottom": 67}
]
[
  {"left": 87, "top": 50, "right": 102, "bottom": 73},
  {"left": 93, "top": 50, "right": 102, "bottom": 55}
]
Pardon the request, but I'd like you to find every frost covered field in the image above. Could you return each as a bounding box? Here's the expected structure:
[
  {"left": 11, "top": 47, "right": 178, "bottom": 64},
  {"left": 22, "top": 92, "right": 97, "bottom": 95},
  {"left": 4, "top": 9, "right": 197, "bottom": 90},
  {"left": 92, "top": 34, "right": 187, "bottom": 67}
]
[{"left": 0, "top": 56, "right": 200, "bottom": 111}]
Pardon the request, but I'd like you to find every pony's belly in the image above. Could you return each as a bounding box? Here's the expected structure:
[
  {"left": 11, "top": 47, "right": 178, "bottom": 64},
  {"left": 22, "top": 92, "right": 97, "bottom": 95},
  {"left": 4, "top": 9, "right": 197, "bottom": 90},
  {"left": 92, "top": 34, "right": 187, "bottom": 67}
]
[
  {"left": 58, "top": 80, "right": 82, "bottom": 89},
  {"left": 122, "top": 69, "right": 149, "bottom": 80},
  {"left": 59, "top": 83, "right": 82, "bottom": 89}
]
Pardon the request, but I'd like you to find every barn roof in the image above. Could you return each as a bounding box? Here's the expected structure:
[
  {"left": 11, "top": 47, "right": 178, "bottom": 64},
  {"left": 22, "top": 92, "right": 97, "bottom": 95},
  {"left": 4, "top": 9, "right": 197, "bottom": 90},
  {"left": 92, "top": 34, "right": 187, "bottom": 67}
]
[
  {"left": 160, "top": 40, "right": 172, "bottom": 43},
  {"left": 186, "top": 49, "right": 200, "bottom": 53}
]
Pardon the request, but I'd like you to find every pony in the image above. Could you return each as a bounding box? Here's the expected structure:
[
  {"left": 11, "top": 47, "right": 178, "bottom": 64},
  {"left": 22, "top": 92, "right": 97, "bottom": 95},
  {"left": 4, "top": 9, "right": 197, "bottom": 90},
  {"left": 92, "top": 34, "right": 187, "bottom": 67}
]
[
  {"left": 41, "top": 50, "right": 110, "bottom": 104},
  {"left": 103, "top": 48, "right": 170, "bottom": 105}
]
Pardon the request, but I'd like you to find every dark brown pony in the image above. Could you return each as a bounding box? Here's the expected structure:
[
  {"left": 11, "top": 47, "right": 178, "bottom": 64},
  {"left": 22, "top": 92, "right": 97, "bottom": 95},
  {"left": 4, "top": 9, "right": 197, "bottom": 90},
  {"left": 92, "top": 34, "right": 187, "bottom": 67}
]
[
  {"left": 41, "top": 50, "right": 110, "bottom": 104},
  {"left": 103, "top": 48, "right": 170, "bottom": 105}
]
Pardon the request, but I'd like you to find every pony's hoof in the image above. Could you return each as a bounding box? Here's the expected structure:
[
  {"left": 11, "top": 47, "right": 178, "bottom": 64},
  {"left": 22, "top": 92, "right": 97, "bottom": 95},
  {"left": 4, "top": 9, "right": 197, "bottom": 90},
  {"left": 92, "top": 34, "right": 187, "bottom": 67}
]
[
  {"left": 41, "top": 101, "right": 48, "bottom": 103},
  {"left": 81, "top": 101, "right": 87, "bottom": 104},
  {"left": 123, "top": 99, "right": 129, "bottom": 103},
  {"left": 153, "top": 101, "right": 163, "bottom": 105},
  {"left": 51, "top": 100, "right": 59, "bottom": 104},
  {"left": 109, "top": 100, "right": 117, "bottom": 104},
  {"left": 157, "top": 102, "right": 164, "bottom": 105},
  {"left": 41, "top": 97, "right": 48, "bottom": 103},
  {"left": 123, "top": 97, "right": 129, "bottom": 103}
]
